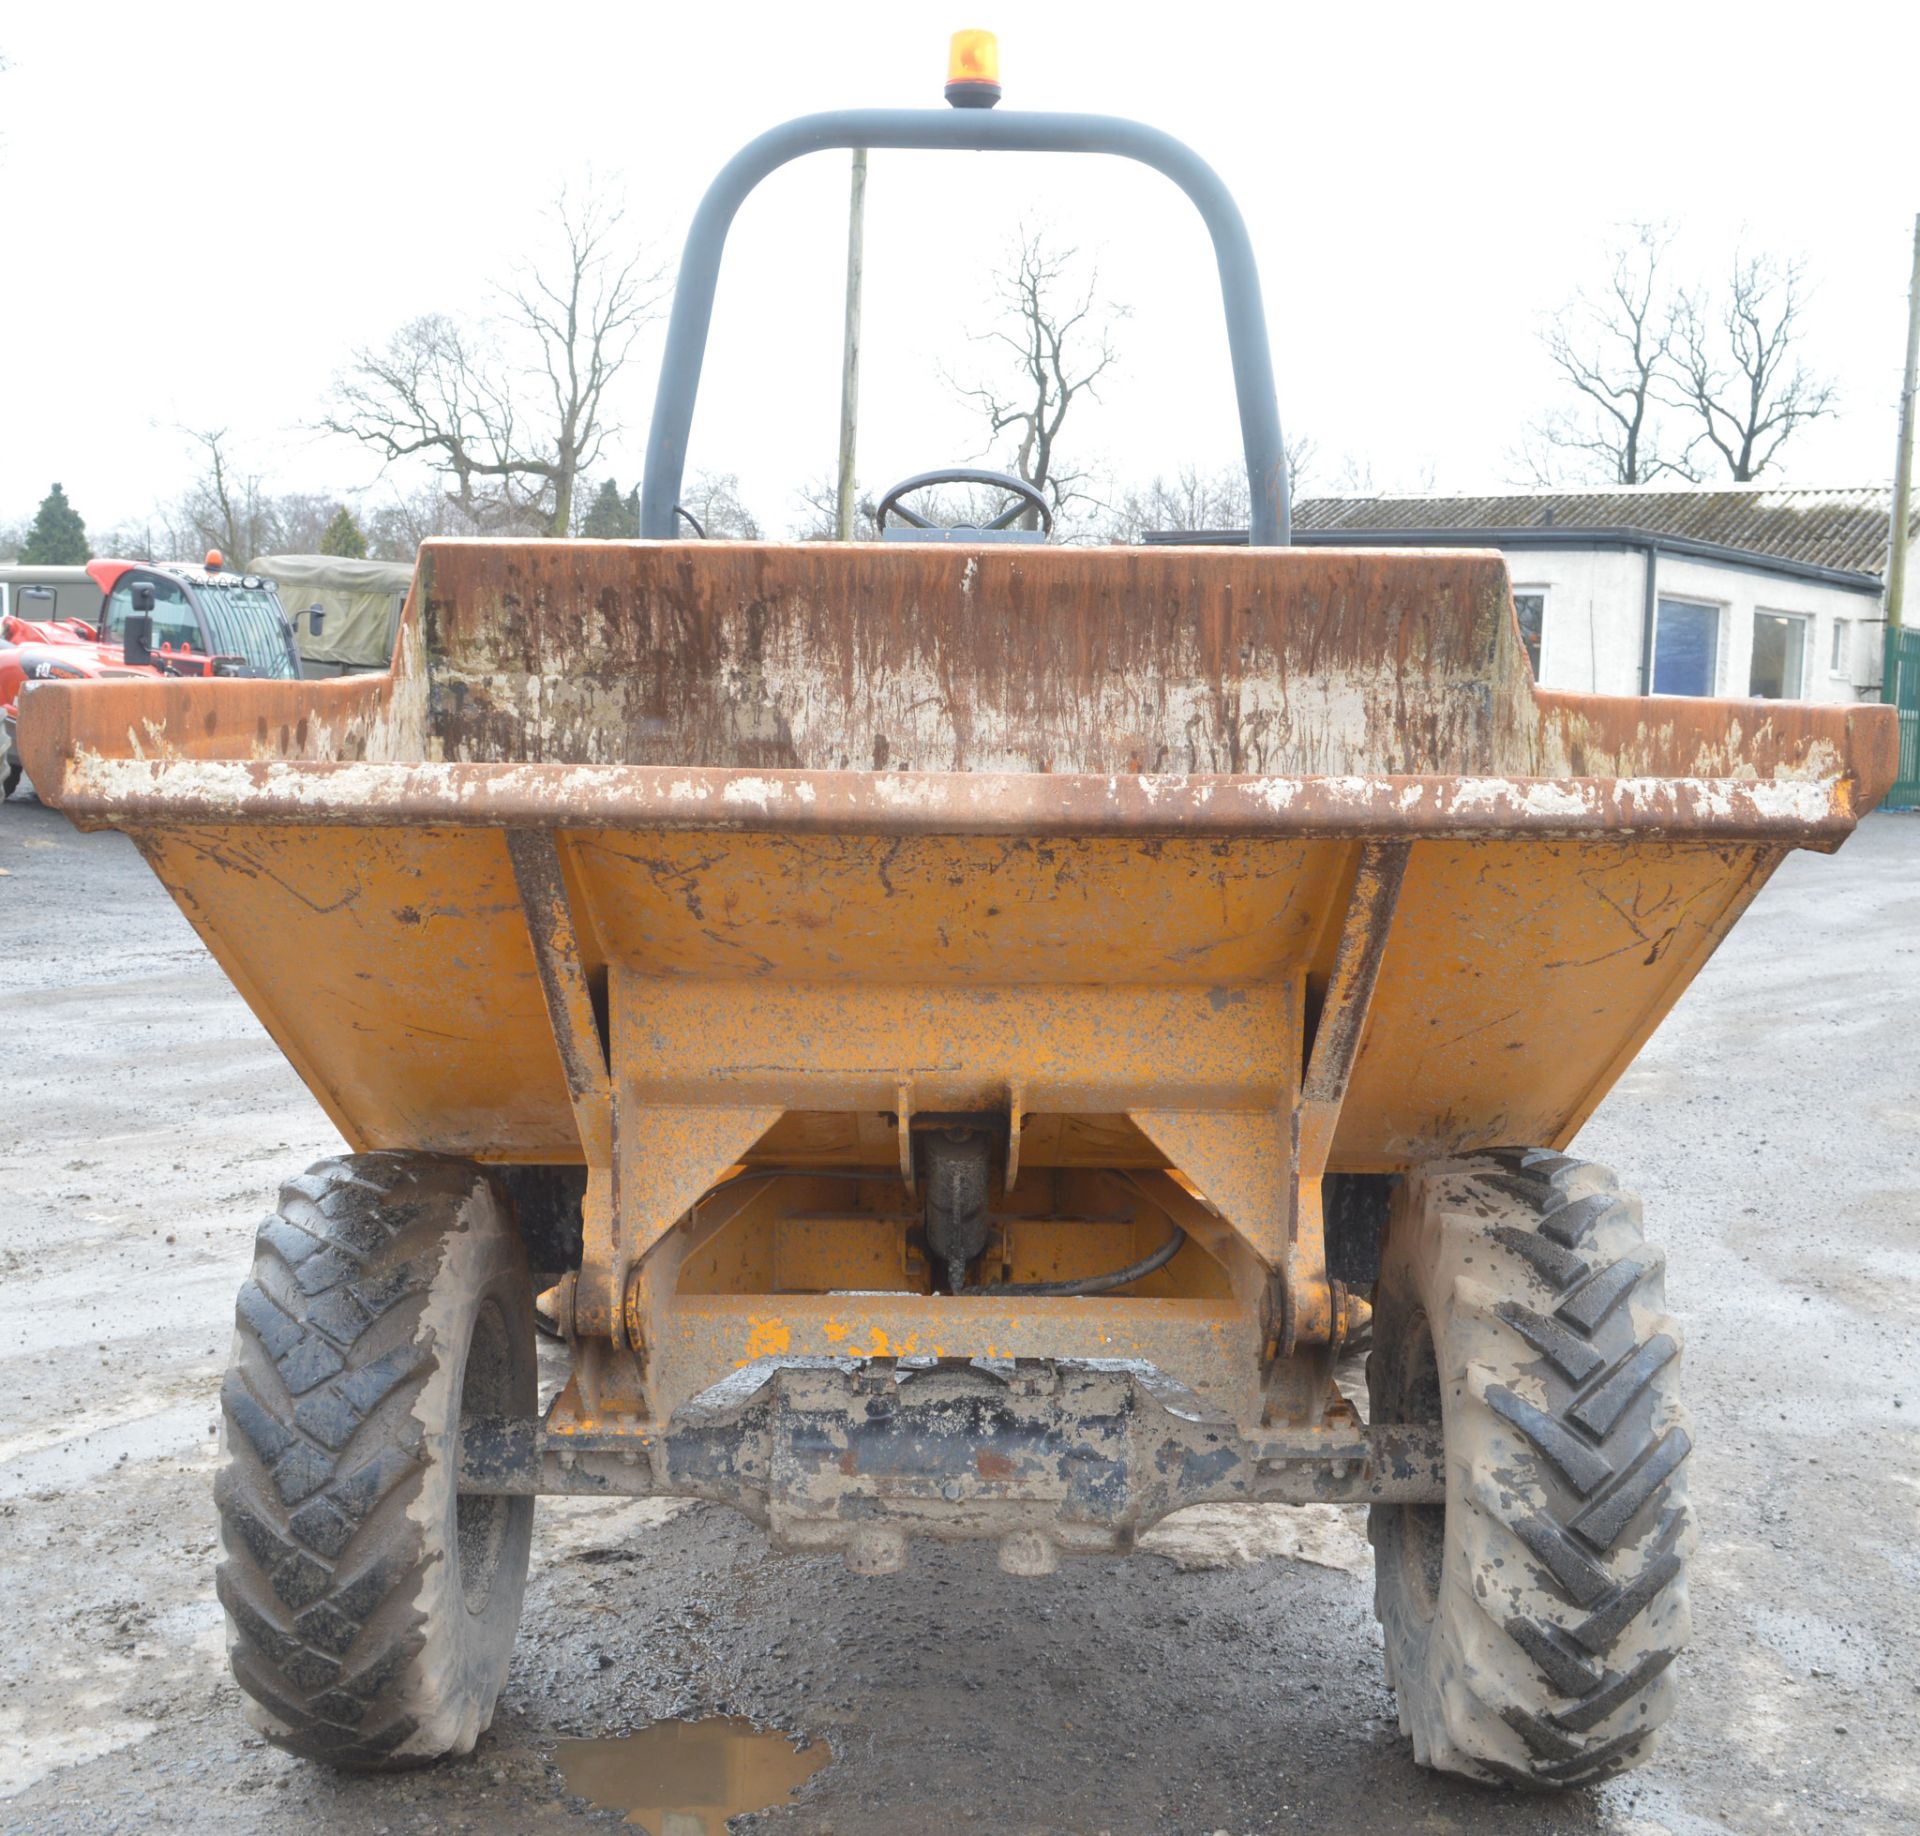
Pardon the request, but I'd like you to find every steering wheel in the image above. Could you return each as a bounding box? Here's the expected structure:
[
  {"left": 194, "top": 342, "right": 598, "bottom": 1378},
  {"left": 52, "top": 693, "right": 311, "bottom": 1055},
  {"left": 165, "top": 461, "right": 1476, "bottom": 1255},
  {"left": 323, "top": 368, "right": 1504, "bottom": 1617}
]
[{"left": 875, "top": 467, "right": 1054, "bottom": 535}]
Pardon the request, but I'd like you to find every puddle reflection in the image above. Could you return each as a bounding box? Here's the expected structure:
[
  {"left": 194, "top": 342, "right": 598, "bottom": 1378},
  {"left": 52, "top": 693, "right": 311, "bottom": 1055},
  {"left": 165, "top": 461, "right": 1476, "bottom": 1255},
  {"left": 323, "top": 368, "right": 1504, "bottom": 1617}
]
[{"left": 556, "top": 1715, "right": 830, "bottom": 1834}]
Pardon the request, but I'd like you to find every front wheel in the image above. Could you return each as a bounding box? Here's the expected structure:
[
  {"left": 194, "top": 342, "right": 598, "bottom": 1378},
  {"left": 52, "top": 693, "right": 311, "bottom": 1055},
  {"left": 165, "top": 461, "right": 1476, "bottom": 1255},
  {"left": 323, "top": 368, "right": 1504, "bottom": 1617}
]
[
  {"left": 215, "top": 1153, "right": 537, "bottom": 1768},
  {"left": 1369, "top": 1151, "right": 1693, "bottom": 1787}
]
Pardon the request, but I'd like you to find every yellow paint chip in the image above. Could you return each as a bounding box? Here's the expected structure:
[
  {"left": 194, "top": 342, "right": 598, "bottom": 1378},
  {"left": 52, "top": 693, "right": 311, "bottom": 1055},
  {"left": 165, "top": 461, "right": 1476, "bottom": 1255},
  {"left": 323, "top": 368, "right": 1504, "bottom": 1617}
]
[{"left": 743, "top": 1317, "right": 792, "bottom": 1360}]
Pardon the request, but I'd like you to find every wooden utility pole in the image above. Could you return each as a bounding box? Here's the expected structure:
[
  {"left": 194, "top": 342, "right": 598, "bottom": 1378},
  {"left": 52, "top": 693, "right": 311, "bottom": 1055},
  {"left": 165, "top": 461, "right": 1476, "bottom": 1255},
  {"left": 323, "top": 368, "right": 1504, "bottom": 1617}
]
[
  {"left": 835, "top": 149, "right": 868, "bottom": 541},
  {"left": 1888, "top": 213, "right": 1920, "bottom": 629}
]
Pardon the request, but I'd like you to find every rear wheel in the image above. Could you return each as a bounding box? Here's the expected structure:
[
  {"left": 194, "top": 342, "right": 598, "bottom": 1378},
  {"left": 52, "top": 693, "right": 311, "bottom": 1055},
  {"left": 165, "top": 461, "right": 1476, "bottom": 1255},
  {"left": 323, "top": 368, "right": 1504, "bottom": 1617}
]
[
  {"left": 1369, "top": 1151, "right": 1692, "bottom": 1787},
  {"left": 215, "top": 1152, "right": 536, "bottom": 1768},
  {"left": 2, "top": 758, "right": 20, "bottom": 800}
]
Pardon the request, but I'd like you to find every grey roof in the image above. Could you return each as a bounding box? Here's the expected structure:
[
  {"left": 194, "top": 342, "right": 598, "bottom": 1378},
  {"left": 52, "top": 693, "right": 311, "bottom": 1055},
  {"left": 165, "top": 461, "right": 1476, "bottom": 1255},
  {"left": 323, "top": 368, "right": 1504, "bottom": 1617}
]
[{"left": 1291, "top": 486, "right": 1914, "bottom": 577}]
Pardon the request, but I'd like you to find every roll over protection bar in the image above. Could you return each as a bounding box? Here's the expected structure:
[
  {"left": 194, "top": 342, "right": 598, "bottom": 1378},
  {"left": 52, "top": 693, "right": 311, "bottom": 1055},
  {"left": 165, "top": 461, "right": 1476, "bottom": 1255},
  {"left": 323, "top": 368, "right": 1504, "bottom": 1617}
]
[{"left": 639, "top": 108, "right": 1291, "bottom": 546}]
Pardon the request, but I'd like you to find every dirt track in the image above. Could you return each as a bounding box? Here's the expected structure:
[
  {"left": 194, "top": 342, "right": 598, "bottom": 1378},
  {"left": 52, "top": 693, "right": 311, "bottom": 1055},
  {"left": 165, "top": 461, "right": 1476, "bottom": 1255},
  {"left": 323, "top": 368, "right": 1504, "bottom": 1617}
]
[{"left": 2, "top": 784, "right": 1916, "bottom": 1834}]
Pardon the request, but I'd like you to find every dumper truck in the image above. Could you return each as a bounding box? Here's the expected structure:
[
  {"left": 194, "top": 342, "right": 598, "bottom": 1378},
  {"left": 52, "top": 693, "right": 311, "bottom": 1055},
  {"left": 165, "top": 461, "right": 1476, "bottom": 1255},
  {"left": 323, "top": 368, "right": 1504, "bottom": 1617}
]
[{"left": 20, "top": 41, "right": 1899, "bottom": 1791}]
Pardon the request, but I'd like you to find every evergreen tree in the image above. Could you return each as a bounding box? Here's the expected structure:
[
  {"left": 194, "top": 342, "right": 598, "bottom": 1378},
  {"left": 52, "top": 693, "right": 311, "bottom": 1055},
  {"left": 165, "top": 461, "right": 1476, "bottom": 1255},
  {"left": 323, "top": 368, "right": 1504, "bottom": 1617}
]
[
  {"left": 19, "top": 482, "right": 90, "bottom": 565},
  {"left": 580, "top": 477, "right": 637, "bottom": 539},
  {"left": 319, "top": 505, "right": 369, "bottom": 558}
]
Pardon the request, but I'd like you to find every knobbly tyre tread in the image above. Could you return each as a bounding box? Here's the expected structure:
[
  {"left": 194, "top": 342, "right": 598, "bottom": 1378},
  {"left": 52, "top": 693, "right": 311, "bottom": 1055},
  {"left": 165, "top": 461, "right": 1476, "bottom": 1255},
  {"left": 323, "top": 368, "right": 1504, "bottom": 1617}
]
[
  {"left": 215, "top": 1152, "right": 535, "bottom": 1769},
  {"left": 1369, "top": 1151, "right": 1693, "bottom": 1788}
]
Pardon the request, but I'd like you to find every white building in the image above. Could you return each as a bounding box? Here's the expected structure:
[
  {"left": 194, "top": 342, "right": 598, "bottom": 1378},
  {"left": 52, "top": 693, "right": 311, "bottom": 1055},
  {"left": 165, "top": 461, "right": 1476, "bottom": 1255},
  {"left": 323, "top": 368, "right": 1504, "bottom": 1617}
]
[{"left": 1289, "top": 486, "right": 1909, "bottom": 705}]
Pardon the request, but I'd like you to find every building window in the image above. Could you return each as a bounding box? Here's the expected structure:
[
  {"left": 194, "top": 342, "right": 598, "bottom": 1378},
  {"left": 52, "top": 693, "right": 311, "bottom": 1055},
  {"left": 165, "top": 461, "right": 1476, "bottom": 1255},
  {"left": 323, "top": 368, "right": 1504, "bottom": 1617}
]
[
  {"left": 1830, "top": 619, "right": 1850, "bottom": 678},
  {"left": 1750, "top": 610, "right": 1809, "bottom": 700},
  {"left": 1653, "top": 598, "right": 1720, "bottom": 696},
  {"left": 1512, "top": 590, "right": 1545, "bottom": 678}
]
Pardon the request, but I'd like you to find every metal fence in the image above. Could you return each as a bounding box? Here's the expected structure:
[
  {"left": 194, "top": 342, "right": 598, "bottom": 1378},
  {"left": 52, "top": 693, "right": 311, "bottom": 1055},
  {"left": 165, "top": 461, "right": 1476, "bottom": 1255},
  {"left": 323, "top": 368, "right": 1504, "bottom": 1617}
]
[{"left": 1886, "top": 625, "right": 1920, "bottom": 810}]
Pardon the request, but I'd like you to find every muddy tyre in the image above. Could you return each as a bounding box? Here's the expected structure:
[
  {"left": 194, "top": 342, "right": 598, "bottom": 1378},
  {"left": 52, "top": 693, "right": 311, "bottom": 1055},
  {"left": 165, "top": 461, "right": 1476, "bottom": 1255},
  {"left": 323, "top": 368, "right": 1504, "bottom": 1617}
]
[
  {"left": 215, "top": 1153, "right": 537, "bottom": 1769},
  {"left": 1369, "top": 1151, "right": 1693, "bottom": 1787}
]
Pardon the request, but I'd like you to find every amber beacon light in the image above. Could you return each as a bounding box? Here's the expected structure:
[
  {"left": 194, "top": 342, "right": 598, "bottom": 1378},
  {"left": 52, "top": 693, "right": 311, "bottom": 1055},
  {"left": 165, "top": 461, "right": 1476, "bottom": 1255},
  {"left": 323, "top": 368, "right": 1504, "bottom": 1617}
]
[{"left": 945, "top": 29, "right": 1001, "bottom": 107}]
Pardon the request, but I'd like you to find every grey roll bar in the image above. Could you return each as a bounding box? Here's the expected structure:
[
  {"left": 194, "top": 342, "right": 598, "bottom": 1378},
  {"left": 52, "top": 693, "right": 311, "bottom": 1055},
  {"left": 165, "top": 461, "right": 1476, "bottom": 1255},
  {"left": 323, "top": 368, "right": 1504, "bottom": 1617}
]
[{"left": 638, "top": 108, "right": 1291, "bottom": 546}]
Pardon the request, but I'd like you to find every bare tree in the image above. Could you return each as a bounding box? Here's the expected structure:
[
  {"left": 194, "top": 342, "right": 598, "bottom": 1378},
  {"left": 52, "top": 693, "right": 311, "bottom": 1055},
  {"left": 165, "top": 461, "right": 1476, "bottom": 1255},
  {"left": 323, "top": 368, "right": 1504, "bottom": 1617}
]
[
  {"left": 1283, "top": 432, "right": 1316, "bottom": 504},
  {"left": 267, "top": 493, "right": 351, "bottom": 554},
  {"left": 1105, "top": 464, "right": 1248, "bottom": 543},
  {"left": 1522, "top": 223, "right": 1698, "bottom": 486},
  {"left": 795, "top": 474, "right": 880, "bottom": 541},
  {"left": 675, "top": 471, "right": 762, "bottom": 540},
  {"left": 1667, "top": 253, "right": 1837, "bottom": 481},
  {"left": 362, "top": 481, "right": 500, "bottom": 562},
  {"left": 89, "top": 517, "right": 155, "bottom": 562},
  {"left": 326, "top": 188, "right": 664, "bottom": 537},
  {"left": 327, "top": 316, "right": 543, "bottom": 532},
  {"left": 1328, "top": 450, "right": 1379, "bottom": 496},
  {"left": 138, "top": 436, "right": 374, "bottom": 564},
  {"left": 173, "top": 429, "right": 279, "bottom": 563},
  {"left": 954, "top": 230, "right": 1125, "bottom": 527},
  {"left": 1102, "top": 437, "right": 1314, "bottom": 543},
  {"left": 501, "top": 190, "right": 667, "bottom": 533}
]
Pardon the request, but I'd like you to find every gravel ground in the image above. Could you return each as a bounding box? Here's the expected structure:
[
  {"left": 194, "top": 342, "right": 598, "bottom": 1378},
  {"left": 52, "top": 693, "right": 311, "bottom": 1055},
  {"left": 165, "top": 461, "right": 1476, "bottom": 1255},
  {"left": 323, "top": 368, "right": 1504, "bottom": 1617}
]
[{"left": 1, "top": 782, "right": 1915, "bottom": 1835}]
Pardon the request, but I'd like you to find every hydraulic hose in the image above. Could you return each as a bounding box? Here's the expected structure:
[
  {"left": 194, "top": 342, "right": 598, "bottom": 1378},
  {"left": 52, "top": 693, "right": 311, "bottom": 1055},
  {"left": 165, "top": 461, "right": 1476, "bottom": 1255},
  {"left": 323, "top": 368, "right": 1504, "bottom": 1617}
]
[
  {"left": 693, "top": 1168, "right": 1188, "bottom": 1296},
  {"left": 960, "top": 1224, "right": 1187, "bottom": 1298}
]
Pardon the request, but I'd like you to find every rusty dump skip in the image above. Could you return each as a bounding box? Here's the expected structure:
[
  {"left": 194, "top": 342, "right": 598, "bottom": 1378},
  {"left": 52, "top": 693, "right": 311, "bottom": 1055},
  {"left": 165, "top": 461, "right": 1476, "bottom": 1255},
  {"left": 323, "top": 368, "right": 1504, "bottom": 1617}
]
[
  {"left": 19, "top": 537, "right": 1898, "bottom": 1398},
  {"left": 20, "top": 537, "right": 1897, "bottom": 1165}
]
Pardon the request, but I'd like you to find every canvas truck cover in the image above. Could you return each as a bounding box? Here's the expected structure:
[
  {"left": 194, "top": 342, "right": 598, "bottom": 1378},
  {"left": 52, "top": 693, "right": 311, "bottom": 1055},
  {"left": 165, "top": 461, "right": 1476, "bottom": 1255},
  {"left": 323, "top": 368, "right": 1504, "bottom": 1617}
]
[{"left": 253, "top": 553, "right": 412, "bottom": 669}]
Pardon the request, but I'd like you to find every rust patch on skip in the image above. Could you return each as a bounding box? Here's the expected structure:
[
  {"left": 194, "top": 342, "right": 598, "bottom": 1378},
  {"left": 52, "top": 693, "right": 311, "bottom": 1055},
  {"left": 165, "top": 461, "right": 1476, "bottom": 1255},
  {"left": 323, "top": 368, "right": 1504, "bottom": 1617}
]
[{"left": 21, "top": 540, "right": 1896, "bottom": 813}]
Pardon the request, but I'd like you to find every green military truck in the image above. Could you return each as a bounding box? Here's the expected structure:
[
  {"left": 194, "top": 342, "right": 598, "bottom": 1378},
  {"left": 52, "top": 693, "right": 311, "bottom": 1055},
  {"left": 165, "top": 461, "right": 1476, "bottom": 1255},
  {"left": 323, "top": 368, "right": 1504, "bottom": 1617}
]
[{"left": 252, "top": 554, "right": 412, "bottom": 677}]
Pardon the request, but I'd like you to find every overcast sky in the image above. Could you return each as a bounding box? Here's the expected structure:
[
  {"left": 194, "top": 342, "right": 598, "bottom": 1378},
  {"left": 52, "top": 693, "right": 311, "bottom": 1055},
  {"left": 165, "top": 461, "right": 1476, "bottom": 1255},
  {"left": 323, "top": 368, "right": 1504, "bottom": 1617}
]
[{"left": 3, "top": 1, "right": 1916, "bottom": 542}]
